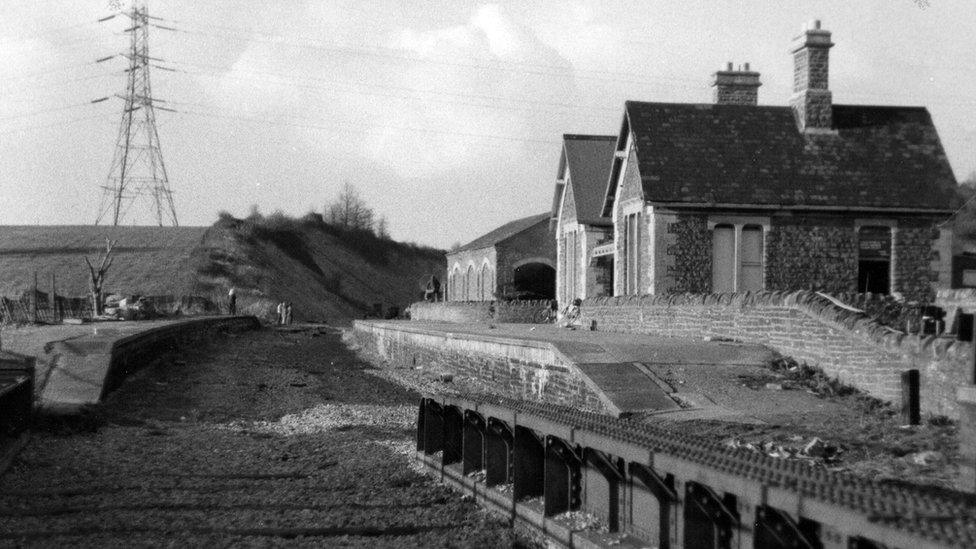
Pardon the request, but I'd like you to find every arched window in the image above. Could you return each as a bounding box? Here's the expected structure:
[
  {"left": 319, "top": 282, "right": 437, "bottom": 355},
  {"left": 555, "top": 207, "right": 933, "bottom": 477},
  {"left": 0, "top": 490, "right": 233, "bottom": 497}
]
[
  {"left": 465, "top": 265, "right": 475, "bottom": 301},
  {"left": 481, "top": 264, "right": 490, "bottom": 300},
  {"left": 451, "top": 267, "right": 461, "bottom": 301}
]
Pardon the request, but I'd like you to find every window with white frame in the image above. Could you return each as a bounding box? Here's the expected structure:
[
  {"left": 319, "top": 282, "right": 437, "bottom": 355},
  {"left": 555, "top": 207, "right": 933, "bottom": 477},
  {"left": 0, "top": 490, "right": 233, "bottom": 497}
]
[{"left": 710, "top": 220, "right": 766, "bottom": 293}]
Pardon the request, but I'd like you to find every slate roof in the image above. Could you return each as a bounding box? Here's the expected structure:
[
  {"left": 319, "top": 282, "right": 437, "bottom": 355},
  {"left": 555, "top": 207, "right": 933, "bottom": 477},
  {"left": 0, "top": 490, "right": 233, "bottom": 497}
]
[
  {"left": 452, "top": 212, "right": 550, "bottom": 254},
  {"left": 558, "top": 135, "right": 616, "bottom": 226},
  {"left": 603, "top": 101, "right": 960, "bottom": 214}
]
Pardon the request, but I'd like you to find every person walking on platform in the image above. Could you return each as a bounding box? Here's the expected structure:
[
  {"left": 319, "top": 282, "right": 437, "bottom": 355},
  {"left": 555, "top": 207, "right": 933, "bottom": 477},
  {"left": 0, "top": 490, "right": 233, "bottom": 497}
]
[{"left": 228, "top": 288, "right": 237, "bottom": 316}]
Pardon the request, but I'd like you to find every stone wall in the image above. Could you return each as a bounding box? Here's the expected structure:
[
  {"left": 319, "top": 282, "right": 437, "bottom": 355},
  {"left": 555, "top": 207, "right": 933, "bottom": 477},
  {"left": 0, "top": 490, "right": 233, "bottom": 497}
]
[
  {"left": 446, "top": 247, "right": 496, "bottom": 301},
  {"left": 665, "top": 214, "right": 711, "bottom": 293},
  {"left": 894, "top": 222, "right": 940, "bottom": 301},
  {"left": 765, "top": 217, "right": 858, "bottom": 294},
  {"left": 936, "top": 288, "right": 976, "bottom": 323},
  {"left": 581, "top": 291, "right": 969, "bottom": 418},
  {"left": 409, "top": 300, "right": 554, "bottom": 324},
  {"left": 495, "top": 218, "right": 557, "bottom": 297},
  {"left": 352, "top": 321, "right": 606, "bottom": 411}
]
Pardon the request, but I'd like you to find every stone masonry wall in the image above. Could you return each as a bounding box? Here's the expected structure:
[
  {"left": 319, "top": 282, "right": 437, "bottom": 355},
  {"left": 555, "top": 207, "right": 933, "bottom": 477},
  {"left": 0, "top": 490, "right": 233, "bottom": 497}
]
[
  {"left": 496, "top": 219, "right": 557, "bottom": 296},
  {"left": 352, "top": 321, "right": 606, "bottom": 412},
  {"left": 765, "top": 216, "right": 858, "bottom": 295},
  {"left": 666, "top": 214, "right": 711, "bottom": 293},
  {"left": 936, "top": 288, "right": 976, "bottom": 324},
  {"left": 409, "top": 300, "right": 554, "bottom": 324},
  {"left": 894, "top": 222, "right": 939, "bottom": 301},
  {"left": 581, "top": 291, "right": 969, "bottom": 418}
]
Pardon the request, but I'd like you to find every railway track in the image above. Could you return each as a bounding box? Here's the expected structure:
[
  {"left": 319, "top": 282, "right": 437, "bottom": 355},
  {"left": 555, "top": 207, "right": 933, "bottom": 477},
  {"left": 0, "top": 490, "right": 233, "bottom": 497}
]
[{"left": 417, "top": 392, "right": 976, "bottom": 548}]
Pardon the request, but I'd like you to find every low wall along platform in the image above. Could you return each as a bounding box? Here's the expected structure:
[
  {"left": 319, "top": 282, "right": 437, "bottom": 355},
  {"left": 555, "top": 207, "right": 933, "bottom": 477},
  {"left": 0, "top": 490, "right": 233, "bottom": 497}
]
[
  {"left": 409, "top": 300, "right": 553, "bottom": 324},
  {"left": 352, "top": 321, "right": 607, "bottom": 413},
  {"left": 39, "top": 316, "right": 260, "bottom": 413},
  {"left": 405, "top": 291, "right": 970, "bottom": 418},
  {"left": 580, "top": 291, "right": 969, "bottom": 418}
]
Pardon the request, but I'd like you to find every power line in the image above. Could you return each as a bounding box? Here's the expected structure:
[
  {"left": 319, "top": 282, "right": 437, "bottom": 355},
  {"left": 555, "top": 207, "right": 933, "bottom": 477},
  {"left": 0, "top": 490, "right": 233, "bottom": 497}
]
[
  {"left": 0, "top": 113, "right": 115, "bottom": 136},
  {"left": 0, "top": 17, "right": 107, "bottom": 45},
  {"left": 170, "top": 105, "right": 562, "bottom": 146},
  {"left": 150, "top": 20, "right": 710, "bottom": 88},
  {"left": 0, "top": 100, "right": 107, "bottom": 122},
  {"left": 164, "top": 64, "right": 616, "bottom": 119}
]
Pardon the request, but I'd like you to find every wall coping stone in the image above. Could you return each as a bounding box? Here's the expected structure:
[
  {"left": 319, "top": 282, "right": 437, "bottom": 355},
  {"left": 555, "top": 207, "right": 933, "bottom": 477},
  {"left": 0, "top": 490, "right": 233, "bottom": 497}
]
[{"left": 583, "top": 290, "right": 969, "bottom": 359}]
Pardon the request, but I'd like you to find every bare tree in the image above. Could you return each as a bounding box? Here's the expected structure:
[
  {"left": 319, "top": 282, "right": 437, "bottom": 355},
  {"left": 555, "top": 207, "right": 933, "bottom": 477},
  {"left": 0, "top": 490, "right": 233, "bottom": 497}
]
[
  {"left": 326, "top": 182, "right": 374, "bottom": 231},
  {"left": 375, "top": 216, "right": 389, "bottom": 239},
  {"left": 85, "top": 238, "right": 117, "bottom": 316}
]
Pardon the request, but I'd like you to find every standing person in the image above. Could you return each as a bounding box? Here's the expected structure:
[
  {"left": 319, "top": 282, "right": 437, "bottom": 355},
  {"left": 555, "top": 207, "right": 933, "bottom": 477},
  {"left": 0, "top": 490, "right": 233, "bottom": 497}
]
[
  {"left": 284, "top": 302, "right": 293, "bottom": 325},
  {"left": 228, "top": 288, "right": 237, "bottom": 316},
  {"left": 276, "top": 301, "right": 284, "bottom": 325}
]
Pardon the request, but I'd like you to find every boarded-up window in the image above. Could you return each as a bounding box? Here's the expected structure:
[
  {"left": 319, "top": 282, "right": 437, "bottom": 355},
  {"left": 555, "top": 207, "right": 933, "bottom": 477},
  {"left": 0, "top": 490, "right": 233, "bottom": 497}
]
[
  {"left": 712, "top": 225, "right": 735, "bottom": 293},
  {"left": 740, "top": 226, "right": 764, "bottom": 291}
]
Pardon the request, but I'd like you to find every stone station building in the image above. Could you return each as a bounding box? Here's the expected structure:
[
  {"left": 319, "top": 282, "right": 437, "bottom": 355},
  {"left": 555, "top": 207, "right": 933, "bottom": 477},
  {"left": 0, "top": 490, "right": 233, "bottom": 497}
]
[
  {"left": 551, "top": 134, "right": 617, "bottom": 306},
  {"left": 445, "top": 212, "right": 556, "bottom": 302},
  {"left": 596, "top": 21, "right": 958, "bottom": 300}
]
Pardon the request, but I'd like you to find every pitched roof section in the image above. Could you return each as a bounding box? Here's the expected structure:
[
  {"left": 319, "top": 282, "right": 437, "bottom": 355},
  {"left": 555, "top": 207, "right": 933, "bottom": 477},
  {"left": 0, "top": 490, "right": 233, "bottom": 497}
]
[
  {"left": 618, "top": 101, "right": 959, "bottom": 212},
  {"left": 452, "top": 212, "right": 550, "bottom": 254},
  {"left": 562, "top": 135, "right": 616, "bottom": 225}
]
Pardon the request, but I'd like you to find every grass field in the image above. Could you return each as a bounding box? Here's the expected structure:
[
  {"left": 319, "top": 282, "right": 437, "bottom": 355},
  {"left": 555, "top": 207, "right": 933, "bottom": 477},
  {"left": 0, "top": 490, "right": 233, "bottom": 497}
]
[
  {"left": 0, "top": 220, "right": 445, "bottom": 323},
  {"left": 0, "top": 226, "right": 207, "bottom": 298}
]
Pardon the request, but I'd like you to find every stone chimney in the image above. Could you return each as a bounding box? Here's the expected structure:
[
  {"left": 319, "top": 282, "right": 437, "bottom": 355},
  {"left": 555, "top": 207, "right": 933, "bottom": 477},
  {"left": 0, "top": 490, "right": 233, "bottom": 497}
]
[
  {"left": 789, "top": 19, "right": 834, "bottom": 131},
  {"left": 712, "top": 62, "right": 761, "bottom": 106}
]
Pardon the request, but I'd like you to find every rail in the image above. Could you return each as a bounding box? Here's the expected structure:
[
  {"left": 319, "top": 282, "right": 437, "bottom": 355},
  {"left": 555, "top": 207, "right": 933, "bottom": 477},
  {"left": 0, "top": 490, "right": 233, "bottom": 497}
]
[{"left": 417, "top": 392, "right": 975, "bottom": 549}]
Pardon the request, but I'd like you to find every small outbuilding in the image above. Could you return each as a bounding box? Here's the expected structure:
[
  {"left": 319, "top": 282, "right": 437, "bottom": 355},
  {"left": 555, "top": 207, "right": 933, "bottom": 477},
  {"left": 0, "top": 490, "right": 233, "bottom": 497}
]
[{"left": 446, "top": 212, "right": 556, "bottom": 302}]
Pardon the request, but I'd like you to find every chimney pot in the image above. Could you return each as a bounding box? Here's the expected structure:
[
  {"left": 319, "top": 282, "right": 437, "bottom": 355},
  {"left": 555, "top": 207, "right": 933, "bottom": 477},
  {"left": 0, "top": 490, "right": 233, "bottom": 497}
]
[
  {"left": 813, "top": 19, "right": 821, "bottom": 30},
  {"left": 712, "top": 62, "right": 761, "bottom": 106}
]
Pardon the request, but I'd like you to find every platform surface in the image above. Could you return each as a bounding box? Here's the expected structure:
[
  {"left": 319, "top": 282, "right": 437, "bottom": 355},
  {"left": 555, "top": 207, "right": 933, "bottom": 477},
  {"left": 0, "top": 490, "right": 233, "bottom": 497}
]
[{"left": 370, "top": 320, "right": 849, "bottom": 422}]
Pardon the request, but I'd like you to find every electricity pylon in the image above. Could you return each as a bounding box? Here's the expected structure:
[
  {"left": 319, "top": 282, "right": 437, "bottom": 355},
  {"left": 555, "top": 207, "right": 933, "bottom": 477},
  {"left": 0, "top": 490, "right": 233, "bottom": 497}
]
[{"left": 97, "top": 3, "right": 178, "bottom": 226}]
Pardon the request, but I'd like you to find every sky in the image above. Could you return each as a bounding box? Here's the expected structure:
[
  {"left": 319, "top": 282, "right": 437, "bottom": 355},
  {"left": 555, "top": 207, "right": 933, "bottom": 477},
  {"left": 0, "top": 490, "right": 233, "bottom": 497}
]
[{"left": 1, "top": 0, "right": 975, "bottom": 249}]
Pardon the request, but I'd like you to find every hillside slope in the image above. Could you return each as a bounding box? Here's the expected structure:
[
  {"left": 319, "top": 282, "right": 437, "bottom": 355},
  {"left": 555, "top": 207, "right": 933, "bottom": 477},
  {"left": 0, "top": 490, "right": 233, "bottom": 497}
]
[
  {"left": 190, "top": 216, "right": 445, "bottom": 321},
  {"left": 0, "top": 220, "right": 445, "bottom": 322}
]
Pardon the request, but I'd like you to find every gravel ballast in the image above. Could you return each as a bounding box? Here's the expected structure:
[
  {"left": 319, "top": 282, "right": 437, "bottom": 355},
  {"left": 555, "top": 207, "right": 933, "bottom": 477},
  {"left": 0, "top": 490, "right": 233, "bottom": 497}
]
[{"left": 0, "top": 325, "right": 532, "bottom": 548}]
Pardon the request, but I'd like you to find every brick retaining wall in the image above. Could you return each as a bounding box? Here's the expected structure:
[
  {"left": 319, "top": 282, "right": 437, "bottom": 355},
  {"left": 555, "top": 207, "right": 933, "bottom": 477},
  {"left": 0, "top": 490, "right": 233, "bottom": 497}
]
[
  {"left": 408, "top": 300, "right": 553, "bottom": 324},
  {"left": 352, "top": 321, "right": 606, "bottom": 412},
  {"left": 581, "top": 291, "right": 969, "bottom": 418}
]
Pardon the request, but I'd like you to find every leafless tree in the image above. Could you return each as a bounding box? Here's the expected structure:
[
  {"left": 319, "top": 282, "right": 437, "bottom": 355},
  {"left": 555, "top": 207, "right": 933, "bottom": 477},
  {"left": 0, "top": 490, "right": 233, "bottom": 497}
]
[
  {"left": 85, "top": 238, "right": 116, "bottom": 316},
  {"left": 375, "top": 216, "right": 389, "bottom": 239},
  {"left": 326, "top": 182, "right": 374, "bottom": 231}
]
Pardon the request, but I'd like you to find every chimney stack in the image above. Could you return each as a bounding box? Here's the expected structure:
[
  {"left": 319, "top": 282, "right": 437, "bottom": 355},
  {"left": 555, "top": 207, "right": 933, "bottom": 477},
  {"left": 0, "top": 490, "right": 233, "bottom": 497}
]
[
  {"left": 712, "top": 62, "right": 761, "bottom": 105},
  {"left": 789, "top": 19, "right": 834, "bottom": 131}
]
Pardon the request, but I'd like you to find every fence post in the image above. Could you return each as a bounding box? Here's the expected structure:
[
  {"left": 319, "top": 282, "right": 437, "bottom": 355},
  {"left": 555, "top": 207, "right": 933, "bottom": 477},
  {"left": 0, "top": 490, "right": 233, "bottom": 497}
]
[
  {"left": 50, "top": 272, "right": 59, "bottom": 323},
  {"left": 28, "top": 272, "right": 38, "bottom": 324},
  {"left": 901, "top": 369, "right": 920, "bottom": 426}
]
